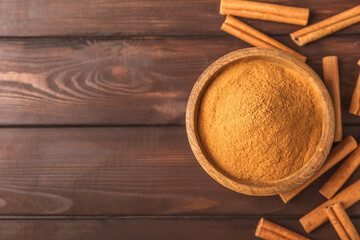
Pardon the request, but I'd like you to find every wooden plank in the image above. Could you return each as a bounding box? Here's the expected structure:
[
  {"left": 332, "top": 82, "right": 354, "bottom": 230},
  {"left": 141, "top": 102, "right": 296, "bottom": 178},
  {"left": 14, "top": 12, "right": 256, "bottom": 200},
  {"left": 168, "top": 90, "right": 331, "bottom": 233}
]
[
  {"left": 0, "top": 36, "right": 358, "bottom": 125},
  {"left": 0, "top": 217, "right": 357, "bottom": 239},
  {"left": 0, "top": 126, "right": 359, "bottom": 216},
  {"left": 0, "top": 0, "right": 359, "bottom": 36}
]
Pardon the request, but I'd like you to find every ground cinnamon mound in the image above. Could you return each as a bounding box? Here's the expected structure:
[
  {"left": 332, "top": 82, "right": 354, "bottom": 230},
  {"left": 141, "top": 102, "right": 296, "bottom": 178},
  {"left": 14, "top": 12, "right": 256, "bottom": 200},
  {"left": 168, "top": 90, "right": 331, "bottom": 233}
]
[{"left": 198, "top": 57, "right": 323, "bottom": 182}]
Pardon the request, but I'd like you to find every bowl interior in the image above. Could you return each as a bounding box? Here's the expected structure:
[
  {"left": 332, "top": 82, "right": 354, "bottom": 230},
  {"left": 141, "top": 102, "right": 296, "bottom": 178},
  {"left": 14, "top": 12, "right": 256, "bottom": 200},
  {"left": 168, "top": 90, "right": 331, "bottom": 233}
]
[{"left": 186, "top": 47, "right": 335, "bottom": 196}]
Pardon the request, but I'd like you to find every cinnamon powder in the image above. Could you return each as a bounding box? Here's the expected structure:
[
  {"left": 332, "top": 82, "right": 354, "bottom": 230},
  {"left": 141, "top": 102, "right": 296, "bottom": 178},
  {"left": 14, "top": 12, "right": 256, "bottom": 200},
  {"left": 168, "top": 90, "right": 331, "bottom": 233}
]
[{"left": 198, "top": 57, "right": 323, "bottom": 182}]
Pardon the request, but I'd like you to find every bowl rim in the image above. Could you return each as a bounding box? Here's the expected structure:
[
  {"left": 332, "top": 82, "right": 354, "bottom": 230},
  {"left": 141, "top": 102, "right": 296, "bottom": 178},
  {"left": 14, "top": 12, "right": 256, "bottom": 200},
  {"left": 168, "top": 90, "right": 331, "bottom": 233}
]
[{"left": 185, "top": 47, "right": 335, "bottom": 196}]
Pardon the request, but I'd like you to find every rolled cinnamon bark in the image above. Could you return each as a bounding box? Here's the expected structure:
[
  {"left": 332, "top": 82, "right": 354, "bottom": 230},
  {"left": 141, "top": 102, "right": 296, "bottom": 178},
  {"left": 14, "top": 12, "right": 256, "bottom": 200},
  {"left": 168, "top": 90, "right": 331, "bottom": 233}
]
[
  {"left": 322, "top": 56, "right": 342, "bottom": 142},
  {"left": 255, "top": 218, "right": 310, "bottom": 240},
  {"left": 280, "top": 136, "right": 357, "bottom": 203},
  {"left": 326, "top": 205, "right": 350, "bottom": 240},
  {"left": 319, "top": 146, "right": 360, "bottom": 199},
  {"left": 221, "top": 15, "right": 307, "bottom": 61},
  {"left": 220, "top": 0, "right": 309, "bottom": 26},
  {"left": 349, "top": 60, "right": 360, "bottom": 115},
  {"left": 325, "top": 202, "right": 360, "bottom": 240},
  {"left": 300, "top": 179, "right": 360, "bottom": 233},
  {"left": 255, "top": 227, "right": 288, "bottom": 240},
  {"left": 290, "top": 5, "right": 360, "bottom": 46}
]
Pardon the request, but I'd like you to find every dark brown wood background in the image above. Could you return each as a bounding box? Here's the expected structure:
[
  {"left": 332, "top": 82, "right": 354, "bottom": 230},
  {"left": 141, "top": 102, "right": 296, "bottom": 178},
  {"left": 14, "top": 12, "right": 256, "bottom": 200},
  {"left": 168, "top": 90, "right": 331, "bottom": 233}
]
[{"left": 0, "top": 0, "right": 359, "bottom": 239}]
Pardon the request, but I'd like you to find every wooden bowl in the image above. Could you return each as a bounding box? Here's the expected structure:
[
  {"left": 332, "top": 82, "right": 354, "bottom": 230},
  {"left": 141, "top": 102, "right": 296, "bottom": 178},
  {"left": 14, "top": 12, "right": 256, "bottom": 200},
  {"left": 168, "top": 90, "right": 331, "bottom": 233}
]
[{"left": 186, "top": 47, "right": 335, "bottom": 196}]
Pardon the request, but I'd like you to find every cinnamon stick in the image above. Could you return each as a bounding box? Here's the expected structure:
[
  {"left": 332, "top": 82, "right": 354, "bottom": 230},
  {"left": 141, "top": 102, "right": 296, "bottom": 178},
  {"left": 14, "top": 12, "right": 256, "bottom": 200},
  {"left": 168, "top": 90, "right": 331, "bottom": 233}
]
[
  {"left": 326, "top": 205, "right": 350, "bottom": 240},
  {"left": 325, "top": 202, "right": 360, "bottom": 240},
  {"left": 290, "top": 5, "right": 360, "bottom": 46},
  {"left": 322, "top": 56, "right": 342, "bottom": 142},
  {"left": 221, "top": 15, "right": 307, "bottom": 61},
  {"left": 256, "top": 227, "right": 288, "bottom": 240},
  {"left": 349, "top": 60, "right": 360, "bottom": 115},
  {"left": 300, "top": 179, "right": 360, "bottom": 233},
  {"left": 255, "top": 218, "right": 310, "bottom": 240},
  {"left": 319, "top": 146, "right": 360, "bottom": 199},
  {"left": 220, "top": 0, "right": 309, "bottom": 26},
  {"left": 280, "top": 136, "right": 358, "bottom": 203}
]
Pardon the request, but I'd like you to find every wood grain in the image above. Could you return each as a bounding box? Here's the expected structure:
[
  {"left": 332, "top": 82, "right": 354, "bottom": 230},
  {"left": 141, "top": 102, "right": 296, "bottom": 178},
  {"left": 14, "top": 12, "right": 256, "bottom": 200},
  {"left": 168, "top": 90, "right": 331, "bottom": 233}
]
[
  {"left": 0, "top": 0, "right": 359, "bottom": 239},
  {"left": 0, "top": 217, "right": 357, "bottom": 240},
  {"left": 0, "top": 0, "right": 359, "bottom": 37},
  {"left": 0, "top": 126, "right": 359, "bottom": 216},
  {"left": 0, "top": 36, "right": 358, "bottom": 125}
]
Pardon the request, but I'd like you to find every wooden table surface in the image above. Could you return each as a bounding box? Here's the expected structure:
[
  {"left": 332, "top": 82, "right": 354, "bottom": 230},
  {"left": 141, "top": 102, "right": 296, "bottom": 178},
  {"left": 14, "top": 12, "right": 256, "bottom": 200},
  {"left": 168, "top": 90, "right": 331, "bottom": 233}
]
[{"left": 0, "top": 0, "right": 359, "bottom": 239}]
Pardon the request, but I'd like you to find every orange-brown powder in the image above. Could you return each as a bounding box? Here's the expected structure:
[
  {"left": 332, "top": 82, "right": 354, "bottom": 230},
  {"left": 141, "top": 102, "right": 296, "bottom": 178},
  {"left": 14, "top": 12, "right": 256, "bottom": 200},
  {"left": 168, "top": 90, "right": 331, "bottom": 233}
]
[{"left": 198, "top": 57, "right": 323, "bottom": 182}]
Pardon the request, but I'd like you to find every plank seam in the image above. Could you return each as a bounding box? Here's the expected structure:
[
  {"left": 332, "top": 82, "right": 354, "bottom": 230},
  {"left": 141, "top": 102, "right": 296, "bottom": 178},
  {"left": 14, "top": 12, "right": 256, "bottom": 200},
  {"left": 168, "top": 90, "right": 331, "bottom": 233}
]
[{"left": 0, "top": 215, "right": 358, "bottom": 220}]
